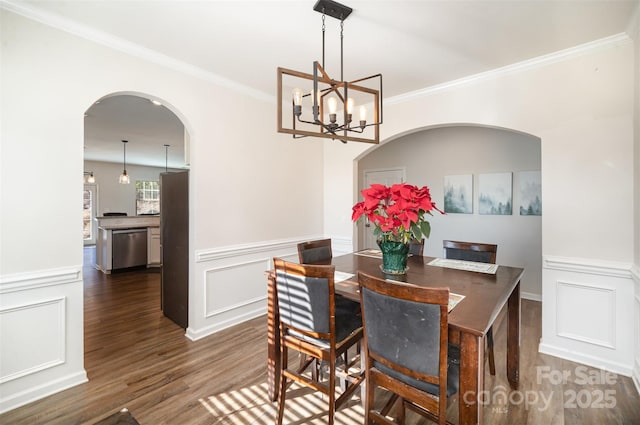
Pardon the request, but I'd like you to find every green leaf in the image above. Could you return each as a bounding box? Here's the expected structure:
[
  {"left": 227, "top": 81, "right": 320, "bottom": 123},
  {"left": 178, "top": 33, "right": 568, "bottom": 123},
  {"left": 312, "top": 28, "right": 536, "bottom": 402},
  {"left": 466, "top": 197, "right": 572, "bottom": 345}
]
[{"left": 420, "top": 221, "right": 431, "bottom": 239}]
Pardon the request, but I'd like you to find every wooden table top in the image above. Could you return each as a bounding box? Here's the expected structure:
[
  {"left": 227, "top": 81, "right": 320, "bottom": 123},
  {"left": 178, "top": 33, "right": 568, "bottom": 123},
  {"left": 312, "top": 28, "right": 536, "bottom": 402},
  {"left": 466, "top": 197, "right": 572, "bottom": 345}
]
[{"left": 327, "top": 253, "right": 524, "bottom": 338}]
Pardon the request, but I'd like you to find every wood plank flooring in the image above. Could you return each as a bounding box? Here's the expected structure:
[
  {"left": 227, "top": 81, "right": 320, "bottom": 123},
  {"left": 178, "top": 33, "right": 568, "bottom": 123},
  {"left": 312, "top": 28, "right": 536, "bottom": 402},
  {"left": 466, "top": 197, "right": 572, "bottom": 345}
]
[{"left": 1, "top": 247, "right": 639, "bottom": 424}]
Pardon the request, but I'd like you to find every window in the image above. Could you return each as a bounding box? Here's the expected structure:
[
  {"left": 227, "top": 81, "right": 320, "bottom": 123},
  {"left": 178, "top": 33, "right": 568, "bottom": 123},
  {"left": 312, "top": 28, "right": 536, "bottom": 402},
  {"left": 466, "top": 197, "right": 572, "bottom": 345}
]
[
  {"left": 136, "top": 180, "right": 160, "bottom": 215},
  {"left": 83, "top": 189, "right": 93, "bottom": 240}
]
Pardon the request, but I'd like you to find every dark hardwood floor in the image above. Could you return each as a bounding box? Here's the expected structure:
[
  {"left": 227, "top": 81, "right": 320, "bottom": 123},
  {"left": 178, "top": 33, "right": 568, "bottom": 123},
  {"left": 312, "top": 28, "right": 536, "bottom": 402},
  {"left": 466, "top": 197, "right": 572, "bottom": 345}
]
[{"left": 1, "top": 247, "right": 639, "bottom": 424}]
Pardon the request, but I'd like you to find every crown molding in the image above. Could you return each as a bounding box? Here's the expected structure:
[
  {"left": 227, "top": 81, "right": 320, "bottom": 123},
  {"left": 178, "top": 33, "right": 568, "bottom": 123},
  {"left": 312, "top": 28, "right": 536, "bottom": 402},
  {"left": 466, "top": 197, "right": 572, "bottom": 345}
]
[
  {"left": 1, "top": 0, "right": 632, "bottom": 107},
  {"left": 386, "top": 33, "right": 631, "bottom": 106},
  {"left": 0, "top": 0, "right": 275, "bottom": 103}
]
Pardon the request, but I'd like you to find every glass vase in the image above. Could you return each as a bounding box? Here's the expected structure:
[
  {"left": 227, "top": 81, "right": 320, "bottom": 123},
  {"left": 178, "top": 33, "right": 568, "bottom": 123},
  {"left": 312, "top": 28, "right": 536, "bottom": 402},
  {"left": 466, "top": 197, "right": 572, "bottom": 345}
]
[{"left": 378, "top": 240, "right": 410, "bottom": 275}]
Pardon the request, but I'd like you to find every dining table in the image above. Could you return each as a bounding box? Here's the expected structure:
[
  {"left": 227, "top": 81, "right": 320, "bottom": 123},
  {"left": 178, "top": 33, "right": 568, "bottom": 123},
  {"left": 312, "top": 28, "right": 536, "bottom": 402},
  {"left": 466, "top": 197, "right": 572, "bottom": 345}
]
[{"left": 266, "top": 251, "right": 524, "bottom": 425}]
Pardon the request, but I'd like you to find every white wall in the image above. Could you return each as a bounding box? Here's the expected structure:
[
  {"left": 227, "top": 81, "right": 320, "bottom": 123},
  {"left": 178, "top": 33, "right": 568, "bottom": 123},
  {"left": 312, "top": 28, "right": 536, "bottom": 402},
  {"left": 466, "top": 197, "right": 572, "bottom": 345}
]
[
  {"left": 630, "top": 1, "right": 640, "bottom": 394},
  {"left": 356, "top": 126, "right": 542, "bottom": 299},
  {"left": 324, "top": 35, "right": 636, "bottom": 376},
  {"left": 0, "top": 10, "right": 324, "bottom": 412},
  {"left": 84, "top": 160, "right": 182, "bottom": 217}
]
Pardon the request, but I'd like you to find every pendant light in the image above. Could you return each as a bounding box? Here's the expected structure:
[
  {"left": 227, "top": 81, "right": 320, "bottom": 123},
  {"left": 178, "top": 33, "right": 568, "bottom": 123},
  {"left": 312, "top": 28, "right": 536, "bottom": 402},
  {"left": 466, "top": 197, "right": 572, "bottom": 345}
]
[
  {"left": 277, "top": 0, "right": 383, "bottom": 144},
  {"left": 119, "top": 140, "right": 130, "bottom": 184},
  {"left": 164, "top": 144, "right": 170, "bottom": 173},
  {"left": 84, "top": 171, "right": 96, "bottom": 183}
]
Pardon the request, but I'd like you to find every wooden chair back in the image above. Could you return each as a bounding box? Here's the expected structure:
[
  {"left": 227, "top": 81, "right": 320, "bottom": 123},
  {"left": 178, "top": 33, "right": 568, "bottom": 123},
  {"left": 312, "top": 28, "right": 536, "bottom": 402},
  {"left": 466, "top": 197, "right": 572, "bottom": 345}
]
[
  {"left": 442, "top": 239, "right": 497, "bottom": 264},
  {"left": 273, "top": 258, "right": 364, "bottom": 425},
  {"left": 358, "top": 271, "right": 455, "bottom": 425},
  {"left": 297, "top": 238, "right": 332, "bottom": 264},
  {"left": 409, "top": 238, "right": 424, "bottom": 256}
]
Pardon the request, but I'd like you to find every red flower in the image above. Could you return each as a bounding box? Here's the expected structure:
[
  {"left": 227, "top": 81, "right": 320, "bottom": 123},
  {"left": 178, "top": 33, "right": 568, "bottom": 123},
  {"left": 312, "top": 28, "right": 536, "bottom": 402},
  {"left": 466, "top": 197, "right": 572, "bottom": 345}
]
[{"left": 352, "top": 183, "right": 444, "bottom": 243}]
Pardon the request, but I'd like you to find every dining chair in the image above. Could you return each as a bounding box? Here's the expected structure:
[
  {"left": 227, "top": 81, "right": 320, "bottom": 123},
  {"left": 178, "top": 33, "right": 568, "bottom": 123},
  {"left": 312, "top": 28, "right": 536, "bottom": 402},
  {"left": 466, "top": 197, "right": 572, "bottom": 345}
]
[
  {"left": 273, "top": 258, "right": 364, "bottom": 425},
  {"left": 298, "top": 238, "right": 362, "bottom": 316},
  {"left": 409, "top": 238, "right": 424, "bottom": 256},
  {"left": 358, "top": 272, "right": 459, "bottom": 425},
  {"left": 297, "top": 238, "right": 332, "bottom": 264},
  {"left": 443, "top": 239, "right": 498, "bottom": 375}
]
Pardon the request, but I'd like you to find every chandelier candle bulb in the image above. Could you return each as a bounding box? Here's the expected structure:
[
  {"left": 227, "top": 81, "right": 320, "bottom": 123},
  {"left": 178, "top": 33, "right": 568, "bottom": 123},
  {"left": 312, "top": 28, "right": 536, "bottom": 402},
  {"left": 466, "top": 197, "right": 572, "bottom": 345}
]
[
  {"left": 292, "top": 88, "right": 303, "bottom": 106},
  {"left": 359, "top": 105, "right": 367, "bottom": 128},
  {"left": 292, "top": 88, "right": 303, "bottom": 117},
  {"left": 328, "top": 97, "right": 338, "bottom": 114}
]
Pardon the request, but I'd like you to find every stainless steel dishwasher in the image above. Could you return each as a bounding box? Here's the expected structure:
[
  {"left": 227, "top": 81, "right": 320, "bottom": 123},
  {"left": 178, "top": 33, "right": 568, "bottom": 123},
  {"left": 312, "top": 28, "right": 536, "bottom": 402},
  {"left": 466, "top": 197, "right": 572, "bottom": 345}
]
[{"left": 112, "top": 228, "right": 148, "bottom": 269}]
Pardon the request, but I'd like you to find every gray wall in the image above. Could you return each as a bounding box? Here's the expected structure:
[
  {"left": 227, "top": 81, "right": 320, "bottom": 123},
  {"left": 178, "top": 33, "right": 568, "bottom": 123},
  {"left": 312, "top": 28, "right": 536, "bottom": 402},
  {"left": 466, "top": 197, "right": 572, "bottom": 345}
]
[{"left": 357, "top": 125, "right": 542, "bottom": 298}]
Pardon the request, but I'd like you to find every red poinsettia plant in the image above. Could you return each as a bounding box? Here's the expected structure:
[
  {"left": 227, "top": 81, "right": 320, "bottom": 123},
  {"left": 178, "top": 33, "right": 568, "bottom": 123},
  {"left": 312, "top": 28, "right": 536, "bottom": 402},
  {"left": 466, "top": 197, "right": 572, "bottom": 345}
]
[{"left": 352, "top": 183, "right": 444, "bottom": 244}]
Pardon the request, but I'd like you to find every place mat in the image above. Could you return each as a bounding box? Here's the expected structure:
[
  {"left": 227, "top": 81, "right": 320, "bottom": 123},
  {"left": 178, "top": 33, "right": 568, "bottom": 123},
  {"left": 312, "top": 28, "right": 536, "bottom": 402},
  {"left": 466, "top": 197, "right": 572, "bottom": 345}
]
[
  {"left": 94, "top": 408, "right": 140, "bottom": 425},
  {"left": 448, "top": 292, "right": 465, "bottom": 312},
  {"left": 386, "top": 278, "right": 466, "bottom": 312},
  {"left": 354, "top": 249, "right": 414, "bottom": 259},
  {"left": 428, "top": 258, "right": 498, "bottom": 274},
  {"left": 354, "top": 249, "right": 383, "bottom": 258},
  {"left": 335, "top": 271, "right": 355, "bottom": 282}
]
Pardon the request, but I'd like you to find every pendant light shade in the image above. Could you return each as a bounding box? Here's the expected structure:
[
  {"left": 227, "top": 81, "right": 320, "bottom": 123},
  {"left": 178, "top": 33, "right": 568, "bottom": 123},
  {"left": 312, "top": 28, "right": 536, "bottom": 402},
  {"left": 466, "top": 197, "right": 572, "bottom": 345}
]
[{"left": 119, "top": 140, "right": 130, "bottom": 184}]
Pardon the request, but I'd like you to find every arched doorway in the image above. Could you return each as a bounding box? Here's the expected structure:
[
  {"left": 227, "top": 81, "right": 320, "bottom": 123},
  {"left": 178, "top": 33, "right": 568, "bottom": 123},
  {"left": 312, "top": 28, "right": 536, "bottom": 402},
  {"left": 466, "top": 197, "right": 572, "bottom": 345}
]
[
  {"left": 83, "top": 92, "right": 191, "bottom": 332},
  {"left": 354, "top": 124, "right": 543, "bottom": 299}
]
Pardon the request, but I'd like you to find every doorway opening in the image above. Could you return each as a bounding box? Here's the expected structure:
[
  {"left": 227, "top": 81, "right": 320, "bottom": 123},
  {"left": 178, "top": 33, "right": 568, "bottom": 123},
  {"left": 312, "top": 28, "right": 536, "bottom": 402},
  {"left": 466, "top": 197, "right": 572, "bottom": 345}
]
[{"left": 82, "top": 92, "right": 192, "bottom": 374}]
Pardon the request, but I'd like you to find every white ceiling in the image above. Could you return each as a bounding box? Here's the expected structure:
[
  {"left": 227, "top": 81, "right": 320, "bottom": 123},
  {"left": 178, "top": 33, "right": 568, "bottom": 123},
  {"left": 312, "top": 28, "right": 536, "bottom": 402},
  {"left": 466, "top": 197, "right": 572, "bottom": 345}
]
[
  {"left": 13, "top": 0, "right": 639, "bottom": 166},
  {"left": 84, "top": 94, "right": 186, "bottom": 169}
]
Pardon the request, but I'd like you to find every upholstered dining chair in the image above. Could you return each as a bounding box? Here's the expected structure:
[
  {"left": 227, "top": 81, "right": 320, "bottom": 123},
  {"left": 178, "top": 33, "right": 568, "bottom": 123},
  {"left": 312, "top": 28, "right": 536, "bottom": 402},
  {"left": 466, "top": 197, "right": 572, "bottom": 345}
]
[
  {"left": 297, "top": 238, "right": 332, "bottom": 264},
  {"left": 409, "top": 238, "right": 425, "bottom": 256},
  {"left": 358, "top": 272, "right": 459, "bottom": 425},
  {"left": 273, "top": 258, "right": 364, "bottom": 425},
  {"left": 443, "top": 239, "right": 498, "bottom": 375},
  {"left": 298, "top": 238, "right": 362, "bottom": 316}
]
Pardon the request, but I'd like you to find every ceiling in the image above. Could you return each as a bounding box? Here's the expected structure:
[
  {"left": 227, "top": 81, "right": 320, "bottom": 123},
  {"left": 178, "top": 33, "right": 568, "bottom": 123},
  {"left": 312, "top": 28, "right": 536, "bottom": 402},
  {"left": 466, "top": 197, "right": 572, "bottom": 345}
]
[
  {"left": 14, "top": 0, "right": 639, "bottom": 166},
  {"left": 84, "top": 94, "right": 186, "bottom": 169}
]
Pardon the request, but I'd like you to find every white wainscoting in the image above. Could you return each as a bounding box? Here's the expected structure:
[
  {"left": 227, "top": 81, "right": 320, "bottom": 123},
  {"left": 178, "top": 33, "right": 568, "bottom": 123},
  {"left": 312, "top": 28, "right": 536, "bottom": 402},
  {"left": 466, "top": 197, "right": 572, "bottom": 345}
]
[
  {"left": 540, "top": 256, "right": 635, "bottom": 377},
  {"left": 187, "top": 236, "right": 347, "bottom": 341},
  {"left": 0, "top": 267, "right": 87, "bottom": 414},
  {"left": 0, "top": 297, "right": 67, "bottom": 384}
]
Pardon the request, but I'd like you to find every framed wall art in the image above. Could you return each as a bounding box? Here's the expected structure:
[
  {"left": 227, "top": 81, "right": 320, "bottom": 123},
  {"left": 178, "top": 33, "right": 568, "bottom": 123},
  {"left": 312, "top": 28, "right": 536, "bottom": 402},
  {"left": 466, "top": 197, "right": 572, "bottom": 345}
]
[
  {"left": 518, "top": 170, "right": 542, "bottom": 216},
  {"left": 443, "top": 174, "right": 473, "bottom": 214},
  {"left": 478, "top": 172, "right": 512, "bottom": 215}
]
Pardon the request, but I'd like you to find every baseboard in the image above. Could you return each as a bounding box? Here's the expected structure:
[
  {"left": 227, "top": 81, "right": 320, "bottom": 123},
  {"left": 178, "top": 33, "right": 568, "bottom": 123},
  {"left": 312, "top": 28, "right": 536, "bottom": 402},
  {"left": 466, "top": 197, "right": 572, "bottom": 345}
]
[
  {"left": 522, "top": 291, "right": 541, "bottom": 302},
  {"left": 0, "top": 370, "right": 87, "bottom": 414},
  {"left": 633, "top": 360, "right": 640, "bottom": 396},
  {"left": 186, "top": 304, "right": 266, "bottom": 341},
  {"left": 538, "top": 341, "right": 633, "bottom": 377}
]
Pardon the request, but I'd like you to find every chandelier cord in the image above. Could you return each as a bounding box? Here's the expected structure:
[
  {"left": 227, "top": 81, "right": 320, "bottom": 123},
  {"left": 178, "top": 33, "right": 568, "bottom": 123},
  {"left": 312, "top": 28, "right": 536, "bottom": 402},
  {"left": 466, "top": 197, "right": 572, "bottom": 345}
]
[
  {"left": 321, "top": 12, "right": 325, "bottom": 69},
  {"left": 340, "top": 17, "right": 344, "bottom": 82}
]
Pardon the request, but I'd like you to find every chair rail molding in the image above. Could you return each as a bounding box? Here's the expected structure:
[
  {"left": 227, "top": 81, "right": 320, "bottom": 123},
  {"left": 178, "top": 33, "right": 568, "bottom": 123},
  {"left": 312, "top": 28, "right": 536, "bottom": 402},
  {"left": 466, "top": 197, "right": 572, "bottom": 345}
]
[
  {"left": 540, "top": 255, "right": 635, "bottom": 377},
  {"left": 0, "top": 266, "right": 82, "bottom": 294}
]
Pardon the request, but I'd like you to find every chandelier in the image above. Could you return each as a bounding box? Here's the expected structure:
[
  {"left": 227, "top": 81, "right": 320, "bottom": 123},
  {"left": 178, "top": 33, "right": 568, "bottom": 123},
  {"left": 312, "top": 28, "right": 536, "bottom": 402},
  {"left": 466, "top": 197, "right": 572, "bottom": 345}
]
[{"left": 277, "top": 0, "right": 383, "bottom": 144}]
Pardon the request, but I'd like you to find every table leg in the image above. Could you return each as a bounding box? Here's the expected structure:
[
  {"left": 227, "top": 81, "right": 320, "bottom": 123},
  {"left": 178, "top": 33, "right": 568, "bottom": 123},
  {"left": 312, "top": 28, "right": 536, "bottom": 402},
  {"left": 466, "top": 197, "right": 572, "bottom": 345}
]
[
  {"left": 459, "top": 331, "right": 484, "bottom": 425},
  {"left": 267, "top": 273, "right": 280, "bottom": 402},
  {"left": 507, "top": 281, "right": 521, "bottom": 389}
]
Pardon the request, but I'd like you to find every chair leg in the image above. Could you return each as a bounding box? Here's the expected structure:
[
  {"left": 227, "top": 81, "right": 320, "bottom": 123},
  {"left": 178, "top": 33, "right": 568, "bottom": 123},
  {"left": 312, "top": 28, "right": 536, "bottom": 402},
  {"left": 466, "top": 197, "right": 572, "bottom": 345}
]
[
  {"left": 276, "top": 346, "right": 288, "bottom": 425},
  {"left": 487, "top": 327, "right": 496, "bottom": 376},
  {"left": 328, "top": 358, "right": 336, "bottom": 425},
  {"left": 397, "top": 396, "right": 405, "bottom": 425}
]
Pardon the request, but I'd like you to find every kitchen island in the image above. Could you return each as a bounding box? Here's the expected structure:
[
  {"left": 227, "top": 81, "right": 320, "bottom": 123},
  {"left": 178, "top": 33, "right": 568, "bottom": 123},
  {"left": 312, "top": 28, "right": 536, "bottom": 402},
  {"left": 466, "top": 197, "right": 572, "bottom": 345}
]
[{"left": 95, "top": 215, "right": 161, "bottom": 273}]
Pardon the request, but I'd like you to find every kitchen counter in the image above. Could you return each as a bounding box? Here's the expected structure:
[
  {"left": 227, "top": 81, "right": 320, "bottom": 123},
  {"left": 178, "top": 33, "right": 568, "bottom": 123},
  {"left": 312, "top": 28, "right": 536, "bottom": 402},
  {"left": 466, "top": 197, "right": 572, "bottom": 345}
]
[
  {"left": 96, "top": 215, "right": 160, "bottom": 229},
  {"left": 95, "top": 216, "right": 161, "bottom": 273}
]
